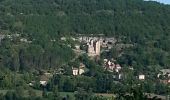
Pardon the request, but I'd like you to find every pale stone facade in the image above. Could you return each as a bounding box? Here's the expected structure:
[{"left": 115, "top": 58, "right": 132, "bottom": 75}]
[
  {"left": 104, "top": 59, "right": 122, "bottom": 72},
  {"left": 139, "top": 75, "right": 145, "bottom": 80},
  {"left": 40, "top": 81, "right": 47, "bottom": 86},
  {"left": 95, "top": 41, "right": 100, "bottom": 55},
  {"left": 87, "top": 40, "right": 101, "bottom": 56},
  {"left": 72, "top": 68, "right": 79, "bottom": 76},
  {"left": 79, "top": 68, "right": 85, "bottom": 75},
  {"left": 72, "top": 67, "right": 85, "bottom": 76}
]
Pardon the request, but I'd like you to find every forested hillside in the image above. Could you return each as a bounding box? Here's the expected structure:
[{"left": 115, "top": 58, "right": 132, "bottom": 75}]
[
  {"left": 0, "top": 0, "right": 170, "bottom": 36},
  {"left": 0, "top": 0, "right": 170, "bottom": 71},
  {"left": 0, "top": 0, "right": 170, "bottom": 99}
]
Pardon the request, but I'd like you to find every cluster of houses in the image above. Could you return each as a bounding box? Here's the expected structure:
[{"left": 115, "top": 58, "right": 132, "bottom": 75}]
[
  {"left": 137, "top": 69, "right": 170, "bottom": 84},
  {"left": 131, "top": 69, "right": 170, "bottom": 83},
  {"left": 78, "top": 36, "right": 117, "bottom": 50},
  {"left": 72, "top": 63, "right": 86, "bottom": 76},
  {"left": 28, "top": 64, "right": 86, "bottom": 87},
  {"left": 157, "top": 69, "right": 170, "bottom": 84},
  {"left": 61, "top": 36, "right": 146, "bottom": 81},
  {"left": 103, "top": 59, "right": 122, "bottom": 72},
  {"left": 28, "top": 71, "right": 53, "bottom": 87},
  {"left": 103, "top": 58, "right": 147, "bottom": 81},
  {"left": 60, "top": 36, "right": 117, "bottom": 57},
  {"left": 27, "top": 36, "right": 170, "bottom": 87},
  {"left": 103, "top": 58, "right": 146, "bottom": 80},
  {"left": 0, "top": 33, "right": 32, "bottom": 43}
]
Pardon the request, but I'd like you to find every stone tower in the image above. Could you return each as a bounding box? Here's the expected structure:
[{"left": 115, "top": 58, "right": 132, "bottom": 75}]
[
  {"left": 87, "top": 39, "right": 100, "bottom": 56},
  {"left": 87, "top": 40, "right": 95, "bottom": 55},
  {"left": 95, "top": 40, "right": 100, "bottom": 55}
]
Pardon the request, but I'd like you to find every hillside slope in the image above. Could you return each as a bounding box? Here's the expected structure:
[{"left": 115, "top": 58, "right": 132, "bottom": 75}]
[
  {"left": 0, "top": 0, "right": 170, "bottom": 71},
  {"left": 0, "top": 0, "right": 170, "bottom": 38}
]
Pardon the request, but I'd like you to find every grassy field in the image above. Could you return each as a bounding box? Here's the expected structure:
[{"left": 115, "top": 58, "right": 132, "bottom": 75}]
[{"left": 0, "top": 89, "right": 115, "bottom": 99}]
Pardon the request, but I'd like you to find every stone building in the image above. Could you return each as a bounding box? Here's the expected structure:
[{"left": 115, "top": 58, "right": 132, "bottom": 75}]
[
  {"left": 87, "top": 39, "right": 101, "bottom": 56},
  {"left": 72, "top": 67, "right": 85, "bottom": 76},
  {"left": 72, "top": 68, "right": 79, "bottom": 76},
  {"left": 95, "top": 40, "right": 100, "bottom": 55},
  {"left": 139, "top": 74, "right": 145, "bottom": 80}
]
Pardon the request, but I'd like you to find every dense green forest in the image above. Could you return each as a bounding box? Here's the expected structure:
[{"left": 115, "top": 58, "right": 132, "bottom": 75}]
[
  {"left": 0, "top": 0, "right": 170, "bottom": 71},
  {"left": 0, "top": 0, "right": 170, "bottom": 99}
]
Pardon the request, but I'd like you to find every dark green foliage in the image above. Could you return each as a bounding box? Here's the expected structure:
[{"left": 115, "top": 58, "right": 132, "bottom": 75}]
[
  {"left": 74, "top": 88, "right": 93, "bottom": 100},
  {"left": 51, "top": 75, "right": 96, "bottom": 92},
  {"left": 28, "top": 88, "right": 36, "bottom": 97},
  {"left": 0, "top": 38, "right": 75, "bottom": 71},
  {"left": 115, "top": 86, "right": 147, "bottom": 100},
  {"left": 0, "top": 0, "right": 170, "bottom": 38},
  {"left": 5, "top": 91, "right": 19, "bottom": 100}
]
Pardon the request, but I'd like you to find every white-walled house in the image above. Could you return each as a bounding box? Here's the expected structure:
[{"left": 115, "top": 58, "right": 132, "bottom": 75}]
[
  {"left": 139, "top": 74, "right": 145, "bottom": 80},
  {"left": 72, "top": 66, "right": 85, "bottom": 76},
  {"left": 79, "top": 68, "right": 85, "bottom": 75},
  {"left": 72, "top": 68, "right": 79, "bottom": 76},
  {"left": 104, "top": 59, "right": 122, "bottom": 72},
  {"left": 39, "top": 75, "right": 49, "bottom": 86},
  {"left": 40, "top": 81, "right": 48, "bottom": 86}
]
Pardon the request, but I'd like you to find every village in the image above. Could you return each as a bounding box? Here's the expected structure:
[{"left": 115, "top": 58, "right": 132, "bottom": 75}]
[
  {"left": 35, "top": 35, "right": 170, "bottom": 87},
  {"left": 0, "top": 33, "right": 170, "bottom": 86},
  {"left": 0, "top": 33, "right": 170, "bottom": 99}
]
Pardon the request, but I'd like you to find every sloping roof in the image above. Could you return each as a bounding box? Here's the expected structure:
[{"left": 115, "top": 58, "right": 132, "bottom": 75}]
[
  {"left": 39, "top": 75, "right": 49, "bottom": 81},
  {"left": 160, "top": 69, "right": 170, "bottom": 75}
]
